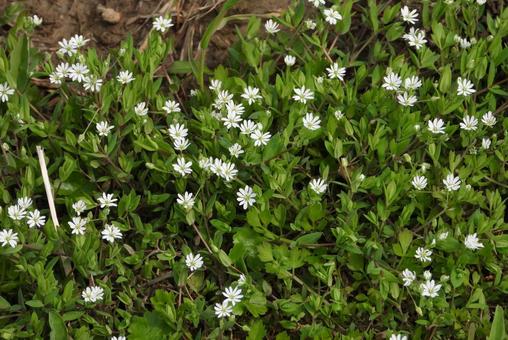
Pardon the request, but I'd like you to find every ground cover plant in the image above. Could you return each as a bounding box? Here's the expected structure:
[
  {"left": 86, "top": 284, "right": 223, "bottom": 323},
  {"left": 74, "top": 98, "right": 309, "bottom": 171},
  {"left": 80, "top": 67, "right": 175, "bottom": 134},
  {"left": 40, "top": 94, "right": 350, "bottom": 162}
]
[{"left": 1, "top": 0, "right": 508, "bottom": 338}]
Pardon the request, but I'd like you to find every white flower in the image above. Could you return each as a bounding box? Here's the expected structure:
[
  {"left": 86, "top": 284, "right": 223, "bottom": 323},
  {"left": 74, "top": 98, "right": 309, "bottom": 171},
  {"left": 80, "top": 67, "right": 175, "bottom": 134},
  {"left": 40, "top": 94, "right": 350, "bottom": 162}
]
[
  {"left": 323, "top": 8, "right": 342, "bottom": 25},
  {"left": 403, "top": 27, "right": 427, "bottom": 50},
  {"left": 305, "top": 19, "right": 317, "bottom": 29},
  {"left": 420, "top": 280, "right": 442, "bottom": 298},
  {"left": 185, "top": 253, "right": 204, "bottom": 271},
  {"left": 251, "top": 129, "right": 271, "bottom": 146},
  {"left": 0, "top": 82, "right": 15, "bottom": 102},
  {"left": 83, "top": 77, "right": 103, "bottom": 92},
  {"left": 168, "top": 123, "right": 188, "bottom": 140},
  {"left": 82, "top": 286, "right": 104, "bottom": 303},
  {"left": 229, "top": 143, "right": 244, "bottom": 158},
  {"left": 222, "top": 111, "right": 243, "bottom": 129},
  {"left": 117, "top": 71, "right": 135, "bottom": 84},
  {"left": 29, "top": 15, "right": 43, "bottom": 26},
  {"left": 400, "top": 6, "right": 419, "bottom": 24},
  {"left": 438, "top": 231, "right": 449, "bottom": 240},
  {"left": 326, "top": 63, "right": 346, "bottom": 80},
  {"left": 241, "top": 86, "right": 262, "bottom": 105},
  {"left": 58, "top": 38, "right": 77, "bottom": 56},
  {"left": 464, "top": 233, "right": 484, "bottom": 250},
  {"left": 397, "top": 92, "right": 417, "bottom": 107},
  {"left": 70, "top": 35, "right": 89, "bottom": 48},
  {"left": 101, "top": 224, "right": 123, "bottom": 243},
  {"left": 477, "top": 0, "right": 486, "bottom": 4},
  {"left": 17, "top": 197, "right": 33, "bottom": 210},
  {"left": 72, "top": 200, "right": 87, "bottom": 215},
  {"left": 238, "top": 274, "right": 246, "bottom": 285},
  {"left": 284, "top": 55, "right": 296, "bottom": 66},
  {"left": 177, "top": 192, "right": 195, "bottom": 210},
  {"left": 482, "top": 138, "right": 491, "bottom": 150},
  {"left": 173, "top": 157, "right": 193, "bottom": 176},
  {"left": 0, "top": 229, "right": 19, "bottom": 248},
  {"left": 8, "top": 204, "right": 26, "bottom": 221},
  {"left": 309, "top": 178, "right": 327, "bottom": 194},
  {"left": 223, "top": 286, "right": 243, "bottom": 306},
  {"left": 390, "top": 335, "right": 408, "bottom": 340},
  {"left": 209, "top": 79, "right": 222, "bottom": 92},
  {"left": 401, "top": 269, "right": 416, "bottom": 286},
  {"left": 163, "top": 100, "right": 181, "bottom": 114},
  {"left": 111, "top": 336, "right": 126, "bottom": 340},
  {"left": 443, "top": 174, "right": 461, "bottom": 191},
  {"left": 134, "top": 102, "right": 148, "bottom": 116},
  {"left": 68, "top": 216, "right": 87, "bottom": 235},
  {"left": 481, "top": 111, "right": 496, "bottom": 127},
  {"left": 427, "top": 118, "right": 446, "bottom": 134},
  {"left": 414, "top": 247, "right": 432, "bottom": 262},
  {"left": 27, "top": 210, "right": 46, "bottom": 228},
  {"left": 334, "top": 110, "right": 344, "bottom": 120},
  {"left": 239, "top": 120, "right": 257, "bottom": 135},
  {"left": 404, "top": 75, "right": 422, "bottom": 90},
  {"left": 237, "top": 186, "right": 256, "bottom": 210},
  {"left": 303, "top": 112, "right": 321, "bottom": 130},
  {"left": 213, "top": 90, "right": 233, "bottom": 109},
  {"left": 173, "top": 137, "right": 190, "bottom": 151},
  {"left": 293, "top": 86, "right": 314, "bottom": 104},
  {"left": 457, "top": 77, "right": 475, "bottom": 96},
  {"left": 459, "top": 115, "right": 478, "bottom": 131},
  {"left": 68, "top": 63, "right": 89, "bottom": 83},
  {"left": 218, "top": 162, "right": 237, "bottom": 182},
  {"left": 153, "top": 16, "right": 173, "bottom": 32},
  {"left": 214, "top": 301, "right": 233, "bottom": 318},
  {"left": 98, "top": 193, "right": 118, "bottom": 208},
  {"left": 411, "top": 175, "right": 427, "bottom": 190},
  {"left": 308, "top": 0, "right": 325, "bottom": 7},
  {"left": 382, "top": 72, "right": 402, "bottom": 91},
  {"left": 96, "top": 121, "right": 114, "bottom": 137},
  {"left": 423, "top": 270, "right": 432, "bottom": 281},
  {"left": 265, "top": 19, "right": 280, "bottom": 34}
]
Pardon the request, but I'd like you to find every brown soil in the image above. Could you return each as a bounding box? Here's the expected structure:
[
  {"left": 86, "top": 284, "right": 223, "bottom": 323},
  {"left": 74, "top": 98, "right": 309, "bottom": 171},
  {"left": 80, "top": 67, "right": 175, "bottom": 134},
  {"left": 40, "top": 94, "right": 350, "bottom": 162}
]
[{"left": 0, "top": 0, "right": 290, "bottom": 68}]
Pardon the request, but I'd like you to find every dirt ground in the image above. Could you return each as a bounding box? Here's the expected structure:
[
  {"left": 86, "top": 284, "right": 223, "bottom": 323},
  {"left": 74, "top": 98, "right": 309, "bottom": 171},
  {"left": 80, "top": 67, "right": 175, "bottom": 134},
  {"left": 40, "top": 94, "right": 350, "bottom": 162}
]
[{"left": 0, "top": 0, "right": 290, "bottom": 67}]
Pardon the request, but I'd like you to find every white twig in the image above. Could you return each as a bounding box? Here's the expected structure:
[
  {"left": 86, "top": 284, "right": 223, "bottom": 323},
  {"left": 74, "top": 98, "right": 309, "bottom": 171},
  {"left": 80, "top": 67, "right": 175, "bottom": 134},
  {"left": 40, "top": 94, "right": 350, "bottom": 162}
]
[{"left": 36, "top": 146, "right": 59, "bottom": 229}]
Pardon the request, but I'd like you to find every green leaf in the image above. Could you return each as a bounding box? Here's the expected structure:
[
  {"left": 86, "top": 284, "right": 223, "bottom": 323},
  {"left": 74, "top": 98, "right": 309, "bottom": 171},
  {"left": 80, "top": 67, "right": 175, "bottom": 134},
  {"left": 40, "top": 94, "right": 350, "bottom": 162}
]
[
  {"left": 489, "top": 306, "right": 506, "bottom": 340},
  {"left": 49, "top": 311, "right": 68, "bottom": 340},
  {"left": 247, "top": 320, "right": 266, "bottom": 340},
  {"left": 263, "top": 134, "right": 284, "bottom": 162},
  {"left": 398, "top": 229, "right": 413, "bottom": 255},
  {"left": 294, "top": 232, "right": 322, "bottom": 246}
]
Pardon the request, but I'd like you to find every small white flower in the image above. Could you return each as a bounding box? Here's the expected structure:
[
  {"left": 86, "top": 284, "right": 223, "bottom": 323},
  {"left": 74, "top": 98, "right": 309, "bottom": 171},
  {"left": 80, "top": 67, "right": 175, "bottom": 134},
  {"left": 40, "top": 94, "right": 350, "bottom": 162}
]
[
  {"left": 464, "top": 233, "right": 484, "bottom": 250},
  {"left": 68, "top": 216, "right": 87, "bottom": 235},
  {"left": 397, "top": 92, "right": 417, "bottom": 107},
  {"left": 382, "top": 72, "right": 402, "bottom": 91},
  {"left": 219, "top": 162, "right": 237, "bottom": 182},
  {"left": 482, "top": 138, "right": 491, "bottom": 150},
  {"left": 134, "top": 102, "right": 148, "bottom": 116},
  {"left": 411, "top": 175, "right": 427, "bottom": 190},
  {"left": 29, "top": 15, "right": 43, "bottom": 26},
  {"left": 481, "top": 111, "right": 496, "bottom": 127},
  {"left": 111, "top": 336, "right": 126, "bottom": 340},
  {"left": 401, "top": 269, "right": 416, "bottom": 286},
  {"left": 238, "top": 274, "right": 246, "bottom": 285},
  {"left": 284, "top": 55, "right": 296, "bottom": 66},
  {"left": 153, "top": 16, "right": 174, "bottom": 33},
  {"left": 117, "top": 71, "right": 135, "bottom": 84},
  {"left": 101, "top": 224, "right": 123, "bottom": 243},
  {"left": 68, "top": 63, "right": 89, "bottom": 83},
  {"left": 237, "top": 186, "right": 256, "bottom": 210},
  {"left": 404, "top": 27, "right": 427, "bottom": 50},
  {"left": 0, "top": 82, "right": 14, "bottom": 102},
  {"left": 96, "top": 121, "right": 114, "bottom": 137},
  {"left": 438, "top": 231, "right": 449, "bottom": 240},
  {"left": 265, "top": 19, "right": 280, "bottom": 34},
  {"left": 323, "top": 8, "right": 342, "bottom": 25},
  {"left": 443, "top": 174, "right": 461, "bottom": 191},
  {"left": 477, "top": 0, "right": 486, "bottom": 4},
  {"left": 27, "top": 210, "right": 46, "bottom": 228},
  {"left": 168, "top": 123, "right": 188, "bottom": 140},
  {"left": 303, "top": 112, "right": 321, "bottom": 130},
  {"left": 223, "top": 286, "right": 243, "bottom": 306},
  {"left": 241, "top": 86, "right": 262, "bottom": 105},
  {"left": 83, "top": 77, "right": 103, "bottom": 92},
  {"left": 214, "top": 301, "right": 233, "bottom": 318},
  {"left": 459, "top": 115, "right": 478, "bottom": 131},
  {"left": 222, "top": 111, "right": 243, "bottom": 129},
  {"left": 309, "top": 178, "right": 327, "bottom": 195},
  {"left": 72, "top": 200, "right": 87, "bottom": 215},
  {"left": 173, "top": 137, "right": 190, "bottom": 151},
  {"left": 427, "top": 118, "right": 446, "bottom": 134},
  {"left": 17, "top": 197, "right": 33, "bottom": 210},
  {"left": 82, "top": 286, "right": 104, "bottom": 303},
  {"left": 0, "top": 229, "right": 19, "bottom": 248},
  {"left": 404, "top": 75, "right": 422, "bottom": 90},
  {"left": 326, "top": 63, "right": 346, "bottom": 80},
  {"left": 251, "top": 129, "right": 271, "bottom": 146},
  {"left": 239, "top": 120, "right": 257, "bottom": 135},
  {"left": 414, "top": 247, "right": 432, "bottom": 262},
  {"left": 334, "top": 110, "right": 344, "bottom": 120},
  {"left": 400, "top": 6, "right": 419, "bottom": 24},
  {"left": 293, "top": 86, "right": 314, "bottom": 104},
  {"left": 209, "top": 79, "right": 222, "bottom": 92},
  {"left": 58, "top": 38, "right": 77, "bottom": 56},
  {"left": 8, "top": 204, "right": 26, "bottom": 221},
  {"left": 390, "top": 335, "right": 408, "bottom": 340},
  {"left": 177, "top": 192, "right": 195, "bottom": 210},
  {"left": 185, "top": 253, "right": 204, "bottom": 271},
  {"left": 420, "top": 280, "right": 442, "bottom": 298},
  {"left": 308, "top": 0, "right": 325, "bottom": 7},
  {"left": 213, "top": 90, "right": 233, "bottom": 110},
  {"left": 305, "top": 19, "right": 317, "bottom": 29},
  {"left": 229, "top": 143, "right": 244, "bottom": 158},
  {"left": 457, "top": 77, "right": 475, "bottom": 96},
  {"left": 423, "top": 270, "right": 432, "bottom": 281},
  {"left": 98, "top": 193, "right": 118, "bottom": 208},
  {"left": 162, "top": 100, "right": 181, "bottom": 114},
  {"left": 173, "top": 157, "right": 193, "bottom": 176},
  {"left": 70, "top": 34, "right": 89, "bottom": 48}
]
